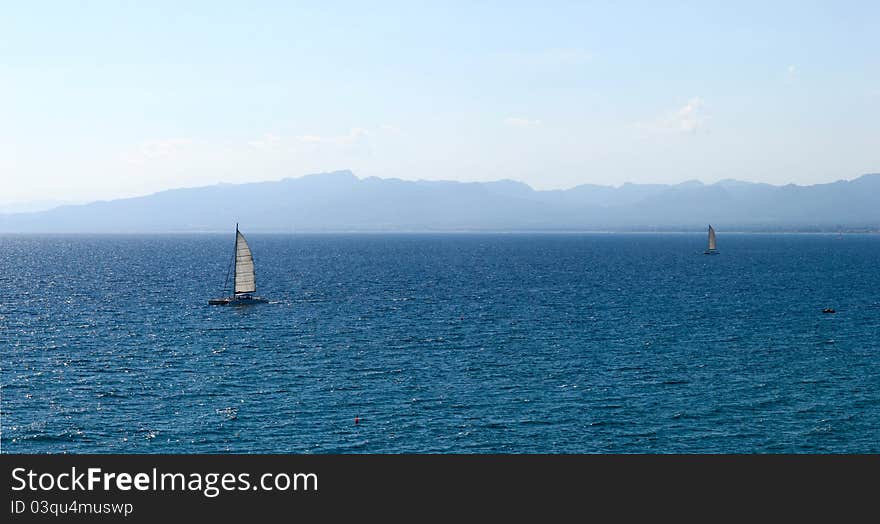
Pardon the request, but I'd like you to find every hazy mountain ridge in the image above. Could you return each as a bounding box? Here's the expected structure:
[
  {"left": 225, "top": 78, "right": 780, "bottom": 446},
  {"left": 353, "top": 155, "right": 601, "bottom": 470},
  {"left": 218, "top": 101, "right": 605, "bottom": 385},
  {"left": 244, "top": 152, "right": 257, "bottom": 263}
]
[
  {"left": 0, "top": 199, "right": 85, "bottom": 214},
  {"left": 2, "top": 170, "right": 879, "bottom": 233}
]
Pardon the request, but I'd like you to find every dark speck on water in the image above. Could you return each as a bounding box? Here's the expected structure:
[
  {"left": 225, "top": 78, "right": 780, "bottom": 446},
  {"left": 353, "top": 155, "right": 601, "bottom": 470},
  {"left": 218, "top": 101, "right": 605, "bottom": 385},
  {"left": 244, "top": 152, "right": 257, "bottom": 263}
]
[{"left": 2, "top": 233, "right": 879, "bottom": 453}]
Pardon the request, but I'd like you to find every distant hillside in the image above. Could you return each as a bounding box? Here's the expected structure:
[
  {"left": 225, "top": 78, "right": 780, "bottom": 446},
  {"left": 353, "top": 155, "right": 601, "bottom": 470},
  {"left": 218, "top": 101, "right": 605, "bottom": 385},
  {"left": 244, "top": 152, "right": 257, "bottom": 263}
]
[
  {"left": 2, "top": 170, "right": 879, "bottom": 233},
  {"left": 0, "top": 199, "right": 84, "bottom": 214}
]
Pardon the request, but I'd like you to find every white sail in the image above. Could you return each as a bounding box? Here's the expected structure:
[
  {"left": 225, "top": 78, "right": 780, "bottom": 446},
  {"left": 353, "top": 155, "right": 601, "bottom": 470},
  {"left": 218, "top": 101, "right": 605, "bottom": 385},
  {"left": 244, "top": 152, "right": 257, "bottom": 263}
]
[
  {"left": 234, "top": 229, "right": 256, "bottom": 294},
  {"left": 707, "top": 225, "right": 717, "bottom": 251}
]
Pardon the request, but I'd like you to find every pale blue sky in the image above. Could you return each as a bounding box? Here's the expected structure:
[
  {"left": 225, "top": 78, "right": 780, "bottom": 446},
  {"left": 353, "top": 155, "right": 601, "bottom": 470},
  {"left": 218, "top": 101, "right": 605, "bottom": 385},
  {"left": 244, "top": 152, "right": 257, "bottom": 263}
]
[{"left": 1, "top": 1, "right": 878, "bottom": 203}]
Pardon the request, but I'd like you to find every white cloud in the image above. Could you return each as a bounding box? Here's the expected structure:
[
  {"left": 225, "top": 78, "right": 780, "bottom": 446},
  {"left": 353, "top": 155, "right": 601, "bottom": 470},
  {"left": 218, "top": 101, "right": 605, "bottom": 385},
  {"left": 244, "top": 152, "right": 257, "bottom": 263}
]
[
  {"left": 675, "top": 98, "right": 705, "bottom": 133},
  {"left": 787, "top": 65, "right": 797, "bottom": 77},
  {"left": 244, "top": 128, "right": 370, "bottom": 152},
  {"left": 504, "top": 117, "right": 542, "bottom": 128},
  {"left": 247, "top": 133, "right": 282, "bottom": 150},
  {"left": 637, "top": 97, "right": 706, "bottom": 135},
  {"left": 296, "top": 128, "right": 369, "bottom": 146},
  {"left": 248, "top": 126, "right": 407, "bottom": 152},
  {"left": 121, "top": 138, "right": 193, "bottom": 164},
  {"left": 378, "top": 124, "right": 403, "bottom": 134}
]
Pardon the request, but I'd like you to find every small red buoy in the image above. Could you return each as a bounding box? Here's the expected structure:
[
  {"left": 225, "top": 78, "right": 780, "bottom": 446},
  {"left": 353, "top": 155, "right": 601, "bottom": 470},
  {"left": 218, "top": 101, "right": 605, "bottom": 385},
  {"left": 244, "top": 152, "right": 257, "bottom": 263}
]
[{"left": 355, "top": 415, "right": 360, "bottom": 425}]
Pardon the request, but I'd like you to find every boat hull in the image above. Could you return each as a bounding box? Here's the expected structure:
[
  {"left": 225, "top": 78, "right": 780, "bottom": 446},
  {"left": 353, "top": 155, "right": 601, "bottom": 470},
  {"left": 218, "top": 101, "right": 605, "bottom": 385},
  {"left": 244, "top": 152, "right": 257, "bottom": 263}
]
[
  {"left": 704, "top": 249, "right": 719, "bottom": 255},
  {"left": 208, "top": 296, "right": 268, "bottom": 306}
]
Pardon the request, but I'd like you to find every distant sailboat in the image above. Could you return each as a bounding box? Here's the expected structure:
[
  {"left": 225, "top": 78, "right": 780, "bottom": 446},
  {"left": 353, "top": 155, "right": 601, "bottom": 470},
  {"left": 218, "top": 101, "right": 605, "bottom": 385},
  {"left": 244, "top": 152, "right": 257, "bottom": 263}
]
[
  {"left": 704, "top": 225, "right": 719, "bottom": 255},
  {"left": 208, "top": 224, "right": 268, "bottom": 305}
]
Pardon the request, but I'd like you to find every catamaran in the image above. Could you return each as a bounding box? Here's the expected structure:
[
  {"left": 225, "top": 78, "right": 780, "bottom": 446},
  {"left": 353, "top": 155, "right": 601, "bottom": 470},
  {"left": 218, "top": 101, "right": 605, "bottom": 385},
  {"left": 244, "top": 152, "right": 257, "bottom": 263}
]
[
  {"left": 704, "top": 224, "right": 719, "bottom": 255},
  {"left": 208, "top": 224, "right": 268, "bottom": 305}
]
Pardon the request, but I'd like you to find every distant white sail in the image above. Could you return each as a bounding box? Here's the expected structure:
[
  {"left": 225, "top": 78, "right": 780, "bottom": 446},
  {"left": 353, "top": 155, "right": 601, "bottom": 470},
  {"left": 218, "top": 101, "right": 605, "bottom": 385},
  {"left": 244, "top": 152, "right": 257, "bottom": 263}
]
[
  {"left": 707, "top": 225, "right": 717, "bottom": 251},
  {"left": 234, "top": 229, "right": 256, "bottom": 294},
  {"left": 209, "top": 224, "right": 267, "bottom": 305}
]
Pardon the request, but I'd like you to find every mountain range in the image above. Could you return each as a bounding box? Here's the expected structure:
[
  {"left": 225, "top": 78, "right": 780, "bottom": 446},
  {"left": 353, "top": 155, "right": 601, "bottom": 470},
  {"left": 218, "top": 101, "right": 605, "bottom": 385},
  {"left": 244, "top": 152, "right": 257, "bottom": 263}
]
[{"left": 2, "top": 170, "right": 879, "bottom": 233}]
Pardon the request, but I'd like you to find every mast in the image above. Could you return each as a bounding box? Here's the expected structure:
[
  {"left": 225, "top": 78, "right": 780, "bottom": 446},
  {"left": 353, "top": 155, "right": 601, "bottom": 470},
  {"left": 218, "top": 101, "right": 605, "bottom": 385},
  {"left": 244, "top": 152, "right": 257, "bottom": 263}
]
[{"left": 232, "top": 223, "right": 239, "bottom": 294}]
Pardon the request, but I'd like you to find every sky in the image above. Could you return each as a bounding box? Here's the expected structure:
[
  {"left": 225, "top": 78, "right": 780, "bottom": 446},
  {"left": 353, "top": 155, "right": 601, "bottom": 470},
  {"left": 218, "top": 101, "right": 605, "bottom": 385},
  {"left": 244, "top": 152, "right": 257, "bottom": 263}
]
[{"left": 1, "top": 1, "right": 878, "bottom": 204}]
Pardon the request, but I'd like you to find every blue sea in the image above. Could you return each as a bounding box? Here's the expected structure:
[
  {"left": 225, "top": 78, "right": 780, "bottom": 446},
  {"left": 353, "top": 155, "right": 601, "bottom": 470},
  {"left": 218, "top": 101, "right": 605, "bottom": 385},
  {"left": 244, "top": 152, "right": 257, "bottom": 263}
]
[{"left": 2, "top": 233, "right": 879, "bottom": 453}]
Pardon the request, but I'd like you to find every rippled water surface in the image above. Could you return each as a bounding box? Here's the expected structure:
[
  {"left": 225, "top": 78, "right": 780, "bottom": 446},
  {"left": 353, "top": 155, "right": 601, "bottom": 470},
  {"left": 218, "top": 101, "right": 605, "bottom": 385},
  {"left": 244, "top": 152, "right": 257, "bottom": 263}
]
[{"left": 2, "top": 233, "right": 879, "bottom": 453}]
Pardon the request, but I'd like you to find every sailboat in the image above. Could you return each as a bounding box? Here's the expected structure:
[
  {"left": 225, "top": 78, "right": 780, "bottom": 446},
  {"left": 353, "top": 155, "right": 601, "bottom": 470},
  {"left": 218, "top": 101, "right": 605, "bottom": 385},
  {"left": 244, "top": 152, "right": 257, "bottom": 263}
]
[
  {"left": 208, "top": 224, "right": 268, "bottom": 305},
  {"left": 704, "top": 224, "right": 719, "bottom": 255}
]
